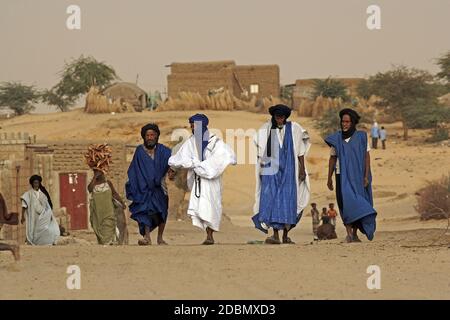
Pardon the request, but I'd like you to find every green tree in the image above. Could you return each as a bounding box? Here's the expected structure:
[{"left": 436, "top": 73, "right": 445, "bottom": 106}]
[
  {"left": 44, "top": 55, "right": 119, "bottom": 111},
  {"left": 41, "top": 88, "right": 76, "bottom": 112},
  {"left": 311, "top": 78, "right": 350, "bottom": 102},
  {"left": 356, "top": 79, "right": 372, "bottom": 100},
  {"left": 436, "top": 51, "right": 450, "bottom": 83},
  {"left": 314, "top": 107, "right": 341, "bottom": 138},
  {"left": 280, "top": 84, "right": 294, "bottom": 104},
  {"left": 404, "top": 99, "right": 450, "bottom": 129},
  {"left": 367, "top": 66, "right": 438, "bottom": 140},
  {"left": 0, "top": 82, "right": 40, "bottom": 115}
]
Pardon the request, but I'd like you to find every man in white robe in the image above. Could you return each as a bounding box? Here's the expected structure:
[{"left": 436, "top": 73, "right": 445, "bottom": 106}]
[
  {"left": 253, "top": 104, "right": 311, "bottom": 244},
  {"left": 168, "top": 114, "right": 236, "bottom": 245},
  {"left": 21, "top": 175, "right": 60, "bottom": 245}
]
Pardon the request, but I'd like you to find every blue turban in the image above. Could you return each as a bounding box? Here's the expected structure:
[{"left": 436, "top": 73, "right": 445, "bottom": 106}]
[{"left": 189, "top": 114, "right": 209, "bottom": 161}]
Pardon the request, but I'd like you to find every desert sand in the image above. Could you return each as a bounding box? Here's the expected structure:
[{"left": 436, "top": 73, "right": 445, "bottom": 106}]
[{"left": 0, "top": 109, "right": 449, "bottom": 299}]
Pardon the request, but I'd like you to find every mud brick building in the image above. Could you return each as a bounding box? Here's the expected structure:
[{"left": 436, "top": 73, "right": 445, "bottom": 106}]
[
  {"left": 167, "top": 60, "right": 280, "bottom": 99},
  {"left": 0, "top": 132, "right": 129, "bottom": 241}
]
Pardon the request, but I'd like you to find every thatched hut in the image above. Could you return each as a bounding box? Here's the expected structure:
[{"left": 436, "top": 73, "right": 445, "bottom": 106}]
[{"left": 102, "top": 82, "right": 148, "bottom": 112}]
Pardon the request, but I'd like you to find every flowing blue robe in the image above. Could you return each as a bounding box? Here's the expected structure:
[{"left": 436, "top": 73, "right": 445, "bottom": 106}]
[
  {"left": 325, "top": 131, "right": 377, "bottom": 240},
  {"left": 126, "top": 144, "right": 171, "bottom": 235},
  {"left": 252, "top": 122, "right": 299, "bottom": 233}
]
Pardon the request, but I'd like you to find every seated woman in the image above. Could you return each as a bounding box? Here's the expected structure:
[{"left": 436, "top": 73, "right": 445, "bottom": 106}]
[
  {"left": 88, "top": 169, "right": 126, "bottom": 245},
  {"left": 21, "top": 175, "right": 60, "bottom": 245}
]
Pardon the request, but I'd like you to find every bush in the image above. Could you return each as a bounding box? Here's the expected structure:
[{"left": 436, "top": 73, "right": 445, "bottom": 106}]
[
  {"left": 426, "top": 127, "right": 449, "bottom": 143},
  {"left": 311, "top": 78, "right": 350, "bottom": 102},
  {"left": 415, "top": 174, "right": 450, "bottom": 220}
]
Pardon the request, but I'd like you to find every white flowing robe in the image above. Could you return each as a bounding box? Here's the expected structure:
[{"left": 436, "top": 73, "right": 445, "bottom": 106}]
[
  {"left": 168, "top": 135, "right": 236, "bottom": 231},
  {"left": 253, "top": 121, "right": 311, "bottom": 217},
  {"left": 21, "top": 189, "right": 60, "bottom": 245}
]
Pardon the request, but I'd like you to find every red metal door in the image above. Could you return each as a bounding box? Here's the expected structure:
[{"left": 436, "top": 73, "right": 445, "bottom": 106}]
[{"left": 59, "top": 172, "right": 87, "bottom": 230}]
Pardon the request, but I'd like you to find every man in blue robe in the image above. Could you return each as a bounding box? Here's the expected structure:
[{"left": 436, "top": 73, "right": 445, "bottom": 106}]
[
  {"left": 126, "top": 123, "right": 175, "bottom": 245},
  {"left": 325, "top": 108, "right": 377, "bottom": 243},
  {"left": 252, "top": 104, "right": 311, "bottom": 244}
]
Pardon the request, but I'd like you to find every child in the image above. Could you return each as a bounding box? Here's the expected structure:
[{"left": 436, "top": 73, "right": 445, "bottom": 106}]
[
  {"left": 321, "top": 207, "right": 328, "bottom": 219},
  {"left": 311, "top": 203, "right": 320, "bottom": 240},
  {"left": 327, "top": 203, "right": 338, "bottom": 227},
  {"left": 317, "top": 216, "right": 337, "bottom": 240}
]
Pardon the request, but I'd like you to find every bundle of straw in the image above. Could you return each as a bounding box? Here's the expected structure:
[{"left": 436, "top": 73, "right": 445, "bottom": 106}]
[{"left": 84, "top": 144, "right": 113, "bottom": 173}]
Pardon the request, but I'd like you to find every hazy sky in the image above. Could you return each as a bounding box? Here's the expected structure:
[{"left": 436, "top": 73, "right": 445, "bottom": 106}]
[{"left": 1, "top": 0, "right": 449, "bottom": 112}]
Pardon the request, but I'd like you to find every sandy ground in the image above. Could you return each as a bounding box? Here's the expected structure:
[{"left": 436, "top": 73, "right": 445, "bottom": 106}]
[{"left": 1, "top": 109, "right": 449, "bottom": 299}]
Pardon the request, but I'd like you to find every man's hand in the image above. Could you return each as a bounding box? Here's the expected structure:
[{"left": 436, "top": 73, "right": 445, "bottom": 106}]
[
  {"left": 168, "top": 168, "right": 176, "bottom": 181},
  {"left": 327, "top": 178, "right": 334, "bottom": 191},
  {"left": 299, "top": 170, "right": 306, "bottom": 182},
  {"left": 192, "top": 158, "right": 201, "bottom": 168},
  {"left": 364, "top": 176, "right": 369, "bottom": 188}
]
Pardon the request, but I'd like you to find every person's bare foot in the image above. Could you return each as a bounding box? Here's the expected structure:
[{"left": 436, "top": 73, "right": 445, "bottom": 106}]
[
  {"left": 265, "top": 236, "right": 281, "bottom": 245},
  {"left": 352, "top": 235, "right": 362, "bottom": 243},
  {"left": 157, "top": 239, "right": 168, "bottom": 245},
  {"left": 282, "top": 237, "right": 295, "bottom": 244},
  {"left": 138, "top": 238, "right": 151, "bottom": 246},
  {"left": 345, "top": 235, "right": 353, "bottom": 243},
  {"left": 11, "top": 245, "right": 20, "bottom": 261},
  {"left": 202, "top": 239, "right": 214, "bottom": 245}
]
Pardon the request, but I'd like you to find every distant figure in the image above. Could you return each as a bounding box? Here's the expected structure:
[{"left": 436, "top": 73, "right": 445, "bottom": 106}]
[
  {"left": 21, "top": 175, "right": 60, "bottom": 245},
  {"left": 380, "top": 126, "right": 387, "bottom": 150},
  {"left": 370, "top": 121, "right": 380, "bottom": 149},
  {"left": 321, "top": 207, "right": 328, "bottom": 219},
  {"left": 310, "top": 203, "right": 320, "bottom": 240},
  {"left": 317, "top": 216, "right": 337, "bottom": 240},
  {"left": 327, "top": 203, "right": 338, "bottom": 227}
]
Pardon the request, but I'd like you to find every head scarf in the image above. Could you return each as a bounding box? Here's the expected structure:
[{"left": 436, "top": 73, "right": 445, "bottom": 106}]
[
  {"left": 339, "top": 108, "right": 360, "bottom": 140},
  {"left": 189, "top": 113, "right": 209, "bottom": 161},
  {"left": 29, "top": 175, "right": 53, "bottom": 209},
  {"left": 140, "top": 123, "right": 160, "bottom": 140},
  {"left": 266, "top": 104, "right": 292, "bottom": 157}
]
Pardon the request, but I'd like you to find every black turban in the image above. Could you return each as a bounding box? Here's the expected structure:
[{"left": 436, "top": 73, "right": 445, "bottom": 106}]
[
  {"left": 141, "top": 123, "right": 160, "bottom": 140},
  {"left": 266, "top": 104, "right": 292, "bottom": 157},
  {"left": 29, "top": 175, "right": 42, "bottom": 185},
  {"left": 269, "top": 104, "right": 292, "bottom": 119}
]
